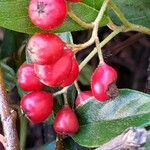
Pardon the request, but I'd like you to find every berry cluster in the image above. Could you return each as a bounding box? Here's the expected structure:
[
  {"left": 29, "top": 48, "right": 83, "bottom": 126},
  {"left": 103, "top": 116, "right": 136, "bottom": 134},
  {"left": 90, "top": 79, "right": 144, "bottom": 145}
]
[
  {"left": 17, "top": 0, "right": 118, "bottom": 136},
  {"left": 75, "top": 63, "right": 118, "bottom": 107},
  {"left": 17, "top": 0, "right": 80, "bottom": 135}
]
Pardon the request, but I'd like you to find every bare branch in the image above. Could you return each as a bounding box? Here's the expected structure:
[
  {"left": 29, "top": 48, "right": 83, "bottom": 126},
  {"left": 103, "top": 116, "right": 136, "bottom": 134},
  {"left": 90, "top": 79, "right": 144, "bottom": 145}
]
[{"left": 0, "top": 67, "right": 19, "bottom": 150}]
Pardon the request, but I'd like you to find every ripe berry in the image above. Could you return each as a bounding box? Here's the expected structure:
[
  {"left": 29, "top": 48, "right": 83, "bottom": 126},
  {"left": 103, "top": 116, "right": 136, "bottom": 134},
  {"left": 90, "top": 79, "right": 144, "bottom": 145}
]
[
  {"left": 91, "top": 63, "right": 117, "bottom": 101},
  {"left": 17, "top": 64, "right": 44, "bottom": 91},
  {"left": 20, "top": 91, "right": 53, "bottom": 123},
  {"left": 75, "top": 91, "right": 93, "bottom": 107},
  {"left": 53, "top": 105, "right": 79, "bottom": 134},
  {"left": 28, "top": 0, "right": 67, "bottom": 29},
  {"left": 27, "top": 33, "right": 65, "bottom": 65},
  {"left": 61, "top": 58, "right": 79, "bottom": 87},
  {"left": 34, "top": 50, "right": 73, "bottom": 87}
]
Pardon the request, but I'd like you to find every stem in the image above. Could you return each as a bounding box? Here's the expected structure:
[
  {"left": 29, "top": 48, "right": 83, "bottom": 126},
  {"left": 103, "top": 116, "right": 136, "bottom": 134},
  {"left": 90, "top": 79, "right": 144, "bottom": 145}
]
[
  {"left": 0, "top": 67, "right": 19, "bottom": 150},
  {"left": 95, "top": 38, "right": 104, "bottom": 64},
  {"left": 109, "top": 1, "right": 130, "bottom": 27},
  {"left": 63, "top": 92, "right": 68, "bottom": 105},
  {"left": 19, "top": 116, "right": 27, "bottom": 150},
  {"left": 67, "top": 3, "right": 93, "bottom": 29},
  {"left": 53, "top": 87, "right": 69, "bottom": 97},
  {"left": 79, "top": 26, "right": 124, "bottom": 71},
  {"left": 74, "top": 81, "right": 81, "bottom": 94},
  {"left": 129, "top": 24, "right": 150, "bottom": 35}
]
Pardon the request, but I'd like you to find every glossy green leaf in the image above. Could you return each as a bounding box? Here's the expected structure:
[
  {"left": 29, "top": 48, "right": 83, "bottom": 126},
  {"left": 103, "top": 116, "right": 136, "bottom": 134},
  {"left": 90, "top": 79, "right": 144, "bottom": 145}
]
[
  {"left": 0, "top": 1, "right": 108, "bottom": 34},
  {"left": 72, "top": 89, "right": 150, "bottom": 147},
  {"left": 109, "top": 0, "right": 150, "bottom": 28}
]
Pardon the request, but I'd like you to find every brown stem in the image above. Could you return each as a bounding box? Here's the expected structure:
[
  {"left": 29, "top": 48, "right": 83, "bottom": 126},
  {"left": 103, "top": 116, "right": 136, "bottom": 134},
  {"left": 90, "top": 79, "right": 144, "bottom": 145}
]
[
  {"left": 56, "top": 134, "right": 63, "bottom": 150},
  {"left": 0, "top": 67, "right": 19, "bottom": 150}
]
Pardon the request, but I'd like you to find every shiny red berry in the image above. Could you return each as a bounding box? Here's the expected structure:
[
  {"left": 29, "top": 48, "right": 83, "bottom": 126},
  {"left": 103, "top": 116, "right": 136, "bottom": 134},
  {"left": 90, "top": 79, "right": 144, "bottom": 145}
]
[
  {"left": 28, "top": 0, "right": 67, "bottom": 29},
  {"left": 91, "top": 63, "right": 117, "bottom": 101},
  {"left": 53, "top": 105, "right": 79, "bottom": 134},
  {"left": 27, "top": 33, "right": 65, "bottom": 65},
  {"left": 61, "top": 58, "right": 79, "bottom": 87},
  {"left": 75, "top": 91, "right": 93, "bottom": 107},
  {"left": 17, "top": 64, "right": 44, "bottom": 91},
  {"left": 34, "top": 50, "right": 73, "bottom": 87},
  {"left": 20, "top": 91, "right": 53, "bottom": 123}
]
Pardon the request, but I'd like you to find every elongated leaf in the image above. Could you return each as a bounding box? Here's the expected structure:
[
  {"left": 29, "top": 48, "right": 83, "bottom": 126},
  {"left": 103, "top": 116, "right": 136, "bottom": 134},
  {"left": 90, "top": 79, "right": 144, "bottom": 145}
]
[
  {"left": 72, "top": 89, "right": 150, "bottom": 147},
  {"left": 109, "top": 0, "right": 150, "bottom": 28},
  {"left": 0, "top": 1, "right": 108, "bottom": 34}
]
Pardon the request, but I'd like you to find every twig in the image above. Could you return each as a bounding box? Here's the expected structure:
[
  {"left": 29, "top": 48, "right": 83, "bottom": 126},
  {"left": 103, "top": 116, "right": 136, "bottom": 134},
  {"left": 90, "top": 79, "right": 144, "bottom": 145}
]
[
  {"left": 109, "top": 1, "right": 150, "bottom": 35},
  {"left": 95, "top": 127, "right": 147, "bottom": 150},
  {"left": 79, "top": 26, "right": 125, "bottom": 71},
  {"left": 70, "top": 0, "right": 111, "bottom": 53},
  {"left": 0, "top": 67, "right": 19, "bottom": 150},
  {"left": 53, "top": 87, "right": 69, "bottom": 97}
]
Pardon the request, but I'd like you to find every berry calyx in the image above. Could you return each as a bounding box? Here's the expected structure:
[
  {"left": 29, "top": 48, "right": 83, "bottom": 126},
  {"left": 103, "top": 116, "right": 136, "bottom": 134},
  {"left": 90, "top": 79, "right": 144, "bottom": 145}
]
[
  {"left": 27, "top": 32, "right": 65, "bottom": 65},
  {"left": 91, "top": 63, "right": 118, "bottom": 101},
  {"left": 34, "top": 50, "right": 73, "bottom": 87},
  {"left": 53, "top": 105, "right": 79, "bottom": 135},
  {"left": 17, "top": 64, "right": 44, "bottom": 91},
  {"left": 61, "top": 58, "right": 79, "bottom": 87},
  {"left": 28, "top": 0, "right": 67, "bottom": 29},
  {"left": 75, "top": 91, "right": 93, "bottom": 107},
  {"left": 20, "top": 91, "right": 53, "bottom": 123}
]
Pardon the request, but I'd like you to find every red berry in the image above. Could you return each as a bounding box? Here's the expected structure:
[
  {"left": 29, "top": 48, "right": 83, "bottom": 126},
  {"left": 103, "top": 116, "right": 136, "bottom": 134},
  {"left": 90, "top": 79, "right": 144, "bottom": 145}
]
[
  {"left": 75, "top": 91, "right": 93, "bottom": 107},
  {"left": 34, "top": 50, "right": 73, "bottom": 87},
  {"left": 28, "top": 0, "right": 67, "bottom": 29},
  {"left": 61, "top": 58, "right": 79, "bottom": 87},
  {"left": 17, "top": 64, "right": 44, "bottom": 91},
  {"left": 53, "top": 105, "right": 79, "bottom": 134},
  {"left": 27, "top": 33, "right": 65, "bottom": 65},
  {"left": 91, "top": 63, "right": 117, "bottom": 101},
  {"left": 67, "top": 0, "right": 80, "bottom": 2},
  {"left": 20, "top": 91, "right": 53, "bottom": 123}
]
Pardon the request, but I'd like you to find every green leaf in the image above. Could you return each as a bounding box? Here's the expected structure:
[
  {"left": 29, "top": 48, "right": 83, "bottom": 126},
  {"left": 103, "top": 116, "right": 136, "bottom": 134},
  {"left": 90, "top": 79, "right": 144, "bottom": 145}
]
[
  {"left": 67, "top": 85, "right": 77, "bottom": 107},
  {"left": 0, "top": 62, "right": 16, "bottom": 91},
  {"left": 57, "top": 32, "right": 73, "bottom": 44},
  {"left": 0, "top": 1, "right": 108, "bottom": 34},
  {"left": 78, "top": 64, "right": 92, "bottom": 85},
  {"left": 72, "top": 89, "right": 150, "bottom": 147},
  {"left": 64, "top": 137, "right": 88, "bottom": 150},
  {"left": 145, "top": 131, "right": 150, "bottom": 149},
  {"left": 109, "top": 0, "right": 150, "bottom": 28}
]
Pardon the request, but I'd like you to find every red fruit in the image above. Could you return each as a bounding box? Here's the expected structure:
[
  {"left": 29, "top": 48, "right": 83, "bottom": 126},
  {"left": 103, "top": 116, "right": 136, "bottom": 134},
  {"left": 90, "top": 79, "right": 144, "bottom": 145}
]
[
  {"left": 34, "top": 50, "right": 73, "bottom": 87},
  {"left": 91, "top": 63, "right": 117, "bottom": 101},
  {"left": 53, "top": 105, "right": 79, "bottom": 134},
  {"left": 27, "top": 33, "right": 65, "bottom": 65},
  {"left": 67, "top": 0, "right": 80, "bottom": 2},
  {"left": 75, "top": 91, "right": 93, "bottom": 107},
  {"left": 61, "top": 58, "right": 79, "bottom": 87},
  {"left": 28, "top": 0, "right": 67, "bottom": 29},
  {"left": 17, "top": 64, "right": 44, "bottom": 91},
  {"left": 20, "top": 91, "right": 53, "bottom": 123}
]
